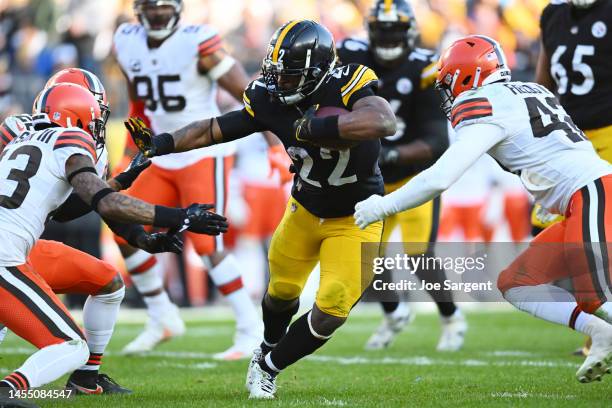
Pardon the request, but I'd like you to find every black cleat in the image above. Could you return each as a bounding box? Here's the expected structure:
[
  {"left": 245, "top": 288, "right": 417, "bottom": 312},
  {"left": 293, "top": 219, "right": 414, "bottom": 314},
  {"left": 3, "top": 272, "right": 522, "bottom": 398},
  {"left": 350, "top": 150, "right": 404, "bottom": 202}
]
[
  {"left": 65, "top": 371, "right": 102, "bottom": 395},
  {"left": 96, "top": 374, "right": 132, "bottom": 395}
]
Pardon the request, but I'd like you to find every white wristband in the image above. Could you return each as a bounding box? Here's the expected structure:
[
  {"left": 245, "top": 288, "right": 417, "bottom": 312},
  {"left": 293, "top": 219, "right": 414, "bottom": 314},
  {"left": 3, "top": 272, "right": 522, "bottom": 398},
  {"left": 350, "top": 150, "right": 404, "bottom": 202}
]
[{"left": 207, "top": 56, "right": 236, "bottom": 81}]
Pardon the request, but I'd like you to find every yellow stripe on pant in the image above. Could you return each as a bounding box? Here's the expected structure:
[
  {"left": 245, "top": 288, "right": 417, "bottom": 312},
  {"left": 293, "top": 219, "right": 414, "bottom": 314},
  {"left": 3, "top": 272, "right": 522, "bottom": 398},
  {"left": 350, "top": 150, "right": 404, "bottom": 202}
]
[
  {"left": 267, "top": 197, "right": 383, "bottom": 318},
  {"left": 381, "top": 176, "right": 440, "bottom": 255}
]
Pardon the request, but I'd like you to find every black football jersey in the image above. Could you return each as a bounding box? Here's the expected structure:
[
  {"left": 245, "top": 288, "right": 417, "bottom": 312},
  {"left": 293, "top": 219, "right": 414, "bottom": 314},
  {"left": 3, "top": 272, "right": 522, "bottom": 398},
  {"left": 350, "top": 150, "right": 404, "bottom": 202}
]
[
  {"left": 337, "top": 38, "right": 448, "bottom": 183},
  {"left": 227, "top": 64, "right": 384, "bottom": 218},
  {"left": 541, "top": 0, "right": 612, "bottom": 130}
]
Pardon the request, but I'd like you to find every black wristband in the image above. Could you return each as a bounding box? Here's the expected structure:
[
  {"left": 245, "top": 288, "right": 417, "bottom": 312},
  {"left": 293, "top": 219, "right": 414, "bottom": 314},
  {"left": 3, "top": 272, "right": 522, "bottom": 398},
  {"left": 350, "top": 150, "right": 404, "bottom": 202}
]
[
  {"left": 153, "top": 205, "right": 186, "bottom": 228},
  {"left": 153, "top": 133, "right": 175, "bottom": 155},
  {"left": 308, "top": 115, "right": 340, "bottom": 141},
  {"left": 67, "top": 167, "right": 97, "bottom": 183},
  {"left": 91, "top": 188, "right": 115, "bottom": 212}
]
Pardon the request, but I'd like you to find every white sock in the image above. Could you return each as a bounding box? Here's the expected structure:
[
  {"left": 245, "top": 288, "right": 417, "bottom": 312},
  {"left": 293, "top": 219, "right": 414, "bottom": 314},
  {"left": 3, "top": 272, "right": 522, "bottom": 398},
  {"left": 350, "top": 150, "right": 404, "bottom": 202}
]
[
  {"left": 77, "top": 287, "right": 125, "bottom": 371},
  {"left": 143, "top": 292, "right": 174, "bottom": 322},
  {"left": 207, "top": 255, "right": 259, "bottom": 331},
  {"left": 503, "top": 284, "right": 582, "bottom": 326},
  {"left": 6, "top": 339, "right": 88, "bottom": 389},
  {"left": 126, "top": 250, "right": 173, "bottom": 321}
]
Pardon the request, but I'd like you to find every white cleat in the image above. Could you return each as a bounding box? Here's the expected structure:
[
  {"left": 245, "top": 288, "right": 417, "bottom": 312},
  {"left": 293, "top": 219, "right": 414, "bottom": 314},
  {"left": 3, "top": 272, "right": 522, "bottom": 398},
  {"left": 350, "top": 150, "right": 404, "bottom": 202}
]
[
  {"left": 245, "top": 347, "right": 264, "bottom": 391},
  {"left": 121, "top": 305, "right": 185, "bottom": 355},
  {"left": 365, "top": 303, "right": 414, "bottom": 350},
  {"left": 576, "top": 322, "right": 612, "bottom": 383},
  {"left": 248, "top": 362, "right": 276, "bottom": 399},
  {"left": 437, "top": 309, "right": 467, "bottom": 352},
  {"left": 213, "top": 325, "right": 262, "bottom": 361}
]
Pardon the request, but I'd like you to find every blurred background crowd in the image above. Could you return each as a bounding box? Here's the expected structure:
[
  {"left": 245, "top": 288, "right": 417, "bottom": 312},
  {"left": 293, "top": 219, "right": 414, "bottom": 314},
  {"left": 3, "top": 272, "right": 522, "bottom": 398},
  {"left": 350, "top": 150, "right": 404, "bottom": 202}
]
[{"left": 0, "top": 0, "right": 546, "bottom": 306}]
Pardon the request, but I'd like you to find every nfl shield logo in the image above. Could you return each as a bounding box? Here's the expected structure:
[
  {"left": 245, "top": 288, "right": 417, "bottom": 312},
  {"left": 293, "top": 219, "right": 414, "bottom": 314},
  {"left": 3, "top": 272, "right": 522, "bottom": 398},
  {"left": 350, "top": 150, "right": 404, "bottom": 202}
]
[{"left": 53, "top": 112, "right": 61, "bottom": 121}]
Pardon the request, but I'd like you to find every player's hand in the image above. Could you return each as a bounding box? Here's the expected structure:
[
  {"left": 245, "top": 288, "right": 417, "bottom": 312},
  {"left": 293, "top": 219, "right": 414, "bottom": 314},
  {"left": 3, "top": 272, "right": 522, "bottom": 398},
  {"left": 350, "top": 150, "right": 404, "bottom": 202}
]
[
  {"left": 354, "top": 194, "right": 386, "bottom": 229},
  {"left": 136, "top": 231, "right": 184, "bottom": 254},
  {"left": 268, "top": 144, "right": 293, "bottom": 184},
  {"left": 378, "top": 146, "right": 400, "bottom": 166},
  {"left": 112, "top": 152, "right": 151, "bottom": 190},
  {"left": 183, "top": 203, "right": 229, "bottom": 235},
  {"left": 293, "top": 105, "right": 318, "bottom": 142},
  {"left": 125, "top": 117, "right": 156, "bottom": 157}
]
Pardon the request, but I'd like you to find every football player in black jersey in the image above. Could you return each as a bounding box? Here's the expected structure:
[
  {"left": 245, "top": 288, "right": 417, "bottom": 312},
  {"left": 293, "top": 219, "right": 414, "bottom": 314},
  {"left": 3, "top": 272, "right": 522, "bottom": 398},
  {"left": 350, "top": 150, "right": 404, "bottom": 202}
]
[
  {"left": 337, "top": 0, "right": 466, "bottom": 352},
  {"left": 535, "top": 0, "right": 612, "bottom": 355},
  {"left": 126, "top": 20, "right": 396, "bottom": 399}
]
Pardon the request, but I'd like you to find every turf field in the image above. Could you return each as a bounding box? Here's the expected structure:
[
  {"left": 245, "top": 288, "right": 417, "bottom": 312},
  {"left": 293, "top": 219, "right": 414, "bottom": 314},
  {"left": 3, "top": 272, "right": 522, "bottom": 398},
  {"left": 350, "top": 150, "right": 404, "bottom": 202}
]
[{"left": 1, "top": 305, "right": 611, "bottom": 408}]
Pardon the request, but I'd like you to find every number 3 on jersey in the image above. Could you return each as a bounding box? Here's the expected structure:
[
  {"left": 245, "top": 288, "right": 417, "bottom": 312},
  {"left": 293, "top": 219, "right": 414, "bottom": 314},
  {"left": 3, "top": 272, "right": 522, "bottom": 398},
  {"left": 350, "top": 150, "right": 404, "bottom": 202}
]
[{"left": 133, "top": 75, "right": 187, "bottom": 112}]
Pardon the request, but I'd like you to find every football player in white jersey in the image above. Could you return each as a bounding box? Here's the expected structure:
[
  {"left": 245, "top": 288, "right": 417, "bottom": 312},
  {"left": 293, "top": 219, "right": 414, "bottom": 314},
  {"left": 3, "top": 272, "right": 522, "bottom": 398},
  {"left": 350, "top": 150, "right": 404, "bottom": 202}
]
[
  {"left": 113, "top": 0, "right": 262, "bottom": 359},
  {"left": 0, "top": 83, "right": 227, "bottom": 398},
  {"left": 0, "top": 68, "right": 184, "bottom": 395},
  {"left": 354, "top": 35, "right": 612, "bottom": 383}
]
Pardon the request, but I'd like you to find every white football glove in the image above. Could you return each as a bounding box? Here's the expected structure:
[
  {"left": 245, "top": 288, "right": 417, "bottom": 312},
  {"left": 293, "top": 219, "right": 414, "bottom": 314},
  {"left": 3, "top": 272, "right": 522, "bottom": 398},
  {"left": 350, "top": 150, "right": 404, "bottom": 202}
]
[{"left": 354, "top": 194, "right": 387, "bottom": 229}]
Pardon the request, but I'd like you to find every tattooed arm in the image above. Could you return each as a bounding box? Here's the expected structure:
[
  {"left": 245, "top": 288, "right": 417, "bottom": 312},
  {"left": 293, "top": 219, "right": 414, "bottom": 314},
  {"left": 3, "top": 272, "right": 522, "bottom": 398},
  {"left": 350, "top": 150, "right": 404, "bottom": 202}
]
[{"left": 67, "top": 154, "right": 156, "bottom": 224}]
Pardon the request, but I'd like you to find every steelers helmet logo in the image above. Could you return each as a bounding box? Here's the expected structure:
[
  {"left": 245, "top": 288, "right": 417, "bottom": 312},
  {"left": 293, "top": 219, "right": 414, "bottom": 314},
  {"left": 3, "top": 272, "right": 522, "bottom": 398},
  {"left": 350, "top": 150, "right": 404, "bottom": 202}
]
[{"left": 592, "top": 21, "right": 607, "bottom": 39}]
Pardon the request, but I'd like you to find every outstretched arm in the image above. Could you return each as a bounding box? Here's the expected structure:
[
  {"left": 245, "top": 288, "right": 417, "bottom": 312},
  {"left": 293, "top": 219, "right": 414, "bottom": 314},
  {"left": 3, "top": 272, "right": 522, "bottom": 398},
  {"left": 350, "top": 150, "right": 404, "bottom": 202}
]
[{"left": 354, "top": 123, "right": 506, "bottom": 228}]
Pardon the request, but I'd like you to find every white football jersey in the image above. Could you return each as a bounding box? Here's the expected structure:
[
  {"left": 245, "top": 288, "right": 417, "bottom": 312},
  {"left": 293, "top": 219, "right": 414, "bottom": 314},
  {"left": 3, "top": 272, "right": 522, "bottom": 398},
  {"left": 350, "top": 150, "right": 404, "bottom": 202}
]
[
  {"left": 0, "top": 126, "right": 105, "bottom": 266},
  {"left": 451, "top": 81, "right": 611, "bottom": 214},
  {"left": 114, "top": 23, "right": 235, "bottom": 169}
]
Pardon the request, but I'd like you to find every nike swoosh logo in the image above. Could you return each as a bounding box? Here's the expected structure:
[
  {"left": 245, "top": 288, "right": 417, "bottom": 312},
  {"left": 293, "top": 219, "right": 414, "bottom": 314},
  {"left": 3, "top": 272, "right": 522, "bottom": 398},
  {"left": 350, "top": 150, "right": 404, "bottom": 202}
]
[{"left": 71, "top": 383, "right": 103, "bottom": 394}]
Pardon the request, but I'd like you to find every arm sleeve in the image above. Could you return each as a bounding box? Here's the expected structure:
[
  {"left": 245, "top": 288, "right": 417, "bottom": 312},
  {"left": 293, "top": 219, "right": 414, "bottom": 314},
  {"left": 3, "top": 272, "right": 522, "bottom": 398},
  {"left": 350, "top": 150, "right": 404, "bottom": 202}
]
[
  {"left": 104, "top": 218, "right": 146, "bottom": 248},
  {"left": 216, "top": 109, "right": 267, "bottom": 142},
  {"left": 379, "top": 123, "right": 506, "bottom": 215},
  {"left": 51, "top": 194, "right": 92, "bottom": 222}
]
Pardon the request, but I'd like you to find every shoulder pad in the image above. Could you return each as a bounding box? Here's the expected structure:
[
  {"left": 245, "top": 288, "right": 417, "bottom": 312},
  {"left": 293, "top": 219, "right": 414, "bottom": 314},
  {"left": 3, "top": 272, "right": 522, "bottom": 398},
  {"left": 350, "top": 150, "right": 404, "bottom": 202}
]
[
  {"left": 332, "top": 64, "right": 378, "bottom": 107},
  {"left": 243, "top": 78, "right": 268, "bottom": 118},
  {"left": 0, "top": 115, "right": 32, "bottom": 146},
  {"left": 451, "top": 89, "right": 493, "bottom": 129},
  {"left": 114, "top": 23, "right": 144, "bottom": 38},
  {"left": 53, "top": 128, "right": 97, "bottom": 162}
]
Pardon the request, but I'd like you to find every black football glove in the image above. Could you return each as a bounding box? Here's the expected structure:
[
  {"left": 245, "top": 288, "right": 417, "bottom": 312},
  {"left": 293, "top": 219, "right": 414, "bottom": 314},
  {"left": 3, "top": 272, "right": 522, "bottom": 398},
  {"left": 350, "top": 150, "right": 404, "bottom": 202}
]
[
  {"left": 125, "top": 117, "right": 156, "bottom": 156},
  {"left": 293, "top": 105, "right": 318, "bottom": 142},
  {"left": 378, "top": 146, "right": 400, "bottom": 166},
  {"left": 112, "top": 152, "right": 151, "bottom": 190},
  {"left": 135, "top": 231, "right": 184, "bottom": 254},
  {"left": 182, "top": 203, "right": 229, "bottom": 235}
]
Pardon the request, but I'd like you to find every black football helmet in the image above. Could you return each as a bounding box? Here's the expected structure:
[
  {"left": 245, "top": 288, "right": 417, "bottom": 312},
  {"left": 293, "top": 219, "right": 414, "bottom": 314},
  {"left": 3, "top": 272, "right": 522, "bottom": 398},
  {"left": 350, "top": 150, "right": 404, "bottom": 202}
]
[
  {"left": 134, "top": 0, "right": 182, "bottom": 40},
  {"left": 367, "top": 0, "right": 419, "bottom": 66},
  {"left": 262, "top": 20, "right": 337, "bottom": 105}
]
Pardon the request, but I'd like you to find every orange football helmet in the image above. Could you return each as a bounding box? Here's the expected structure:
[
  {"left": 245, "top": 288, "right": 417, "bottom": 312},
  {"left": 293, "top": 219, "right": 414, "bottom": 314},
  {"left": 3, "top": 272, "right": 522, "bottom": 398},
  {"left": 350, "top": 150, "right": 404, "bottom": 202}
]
[
  {"left": 34, "top": 83, "right": 104, "bottom": 144},
  {"left": 436, "top": 35, "right": 511, "bottom": 118},
  {"left": 44, "top": 68, "right": 110, "bottom": 126}
]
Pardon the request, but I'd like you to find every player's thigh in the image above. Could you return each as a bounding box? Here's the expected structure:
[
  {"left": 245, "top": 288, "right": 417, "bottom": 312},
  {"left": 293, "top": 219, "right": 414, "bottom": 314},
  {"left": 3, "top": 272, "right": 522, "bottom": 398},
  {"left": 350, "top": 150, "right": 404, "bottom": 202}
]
[
  {"left": 317, "top": 218, "right": 383, "bottom": 317},
  {"left": 114, "top": 164, "right": 178, "bottom": 244},
  {"left": 396, "top": 197, "right": 439, "bottom": 255},
  {"left": 0, "top": 264, "right": 84, "bottom": 349},
  {"left": 585, "top": 125, "right": 612, "bottom": 163},
  {"left": 497, "top": 221, "right": 566, "bottom": 293},
  {"left": 242, "top": 184, "right": 286, "bottom": 238},
  {"left": 179, "top": 156, "right": 231, "bottom": 255},
  {"left": 30, "top": 240, "right": 118, "bottom": 295},
  {"left": 267, "top": 197, "right": 321, "bottom": 300},
  {"left": 563, "top": 176, "right": 612, "bottom": 312}
]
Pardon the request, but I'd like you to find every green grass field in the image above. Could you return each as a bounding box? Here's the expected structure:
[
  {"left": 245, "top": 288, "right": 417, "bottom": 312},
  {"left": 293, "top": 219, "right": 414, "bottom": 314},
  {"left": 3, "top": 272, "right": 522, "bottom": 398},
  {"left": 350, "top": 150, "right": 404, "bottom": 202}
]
[{"left": 1, "top": 306, "right": 611, "bottom": 407}]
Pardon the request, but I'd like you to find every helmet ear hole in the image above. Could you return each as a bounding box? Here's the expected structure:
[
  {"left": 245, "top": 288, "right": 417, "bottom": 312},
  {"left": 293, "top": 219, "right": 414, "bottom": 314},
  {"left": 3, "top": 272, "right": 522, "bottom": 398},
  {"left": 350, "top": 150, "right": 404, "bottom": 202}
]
[
  {"left": 462, "top": 75, "right": 472, "bottom": 86},
  {"left": 76, "top": 119, "right": 84, "bottom": 130}
]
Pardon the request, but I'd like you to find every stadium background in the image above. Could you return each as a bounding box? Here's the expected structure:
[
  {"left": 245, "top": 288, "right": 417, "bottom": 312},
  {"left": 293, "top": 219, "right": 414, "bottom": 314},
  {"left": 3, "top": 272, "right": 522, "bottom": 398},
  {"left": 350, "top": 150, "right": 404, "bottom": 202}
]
[{"left": 0, "top": 0, "right": 544, "bottom": 307}]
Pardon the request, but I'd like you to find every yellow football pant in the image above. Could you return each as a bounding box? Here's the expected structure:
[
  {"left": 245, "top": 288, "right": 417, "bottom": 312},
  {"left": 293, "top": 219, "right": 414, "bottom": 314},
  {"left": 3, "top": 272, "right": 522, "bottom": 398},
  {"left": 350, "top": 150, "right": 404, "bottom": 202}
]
[
  {"left": 531, "top": 125, "right": 612, "bottom": 229},
  {"left": 267, "top": 196, "right": 383, "bottom": 318},
  {"left": 381, "top": 176, "right": 440, "bottom": 255}
]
